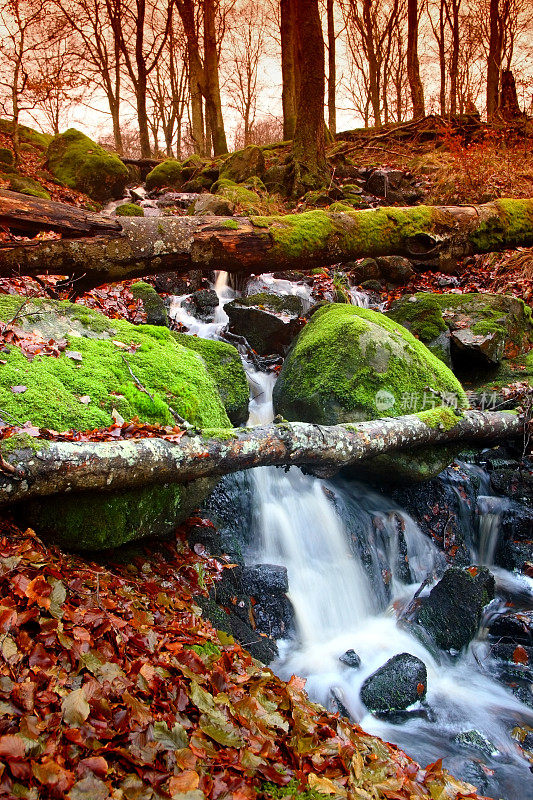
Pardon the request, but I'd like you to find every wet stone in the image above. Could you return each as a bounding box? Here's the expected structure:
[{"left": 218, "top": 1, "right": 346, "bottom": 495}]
[
  {"left": 360, "top": 652, "right": 427, "bottom": 713},
  {"left": 339, "top": 649, "right": 361, "bottom": 669}
]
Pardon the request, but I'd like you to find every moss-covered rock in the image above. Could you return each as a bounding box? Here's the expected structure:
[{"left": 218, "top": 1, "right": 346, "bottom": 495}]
[
  {"left": 387, "top": 292, "right": 533, "bottom": 375},
  {"left": 172, "top": 333, "right": 249, "bottom": 425},
  {"left": 225, "top": 292, "right": 304, "bottom": 355},
  {"left": 214, "top": 179, "right": 262, "bottom": 214},
  {"left": 273, "top": 304, "right": 468, "bottom": 480},
  {"left": 220, "top": 145, "right": 265, "bottom": 183},
  {"left": 0, "top": 294, "right": 233, "bottom": 549},
  {"left": 131, "top": 281, "right": 168, "bottom": 326},
  {"left": 0, "top": 119, "right": 52, "bottom": 151},
  {"left": 115, "top": 202, "right": 144, "bottom": 217},
  {"left": 0, "top": 147, "right": 14, "bottom": 167},
  {"left": 145, "top": 159, "right": 183, "bottom": 191},
  {"left": 46, "top": 128, "right": 128, "bottom": 202},
  {"left": 0, "top": 172, "right": 50, "bottom": 199}
]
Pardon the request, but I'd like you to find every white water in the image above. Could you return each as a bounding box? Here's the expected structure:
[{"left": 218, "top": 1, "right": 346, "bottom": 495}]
[{"left": 172, "top": 272, "right": 533, "bottom": 799}]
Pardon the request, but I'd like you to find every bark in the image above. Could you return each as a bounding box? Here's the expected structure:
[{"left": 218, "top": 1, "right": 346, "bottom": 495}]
[
  {"left": 280, "top": 0, "right": 298, "bottom": 140},
  {"left": 0, "top": 411, "right": 524, "bottom": 507},
  {"left": 291, "top": 0, "right": 328, "bottom": 194},
  {"left": 203, "top": 0, "right": 228, "bottom": 156},
  {"left": 327, "top": 0, "right": 336, "bottom": 137},
  {"left": 0, "top": 189, "right": 121, "bottom": 236},
  {"left": 487, "top": 0, "right": 501, "bottom": 120},
  {"left": 175, "top": 0, "right": 205, "bottom": 155},
  {"left": 407, "top": 0, "right": 424, "bottom": 119},
  {"left": 1, "top": 197, "right": 532, "bottom": 290}
]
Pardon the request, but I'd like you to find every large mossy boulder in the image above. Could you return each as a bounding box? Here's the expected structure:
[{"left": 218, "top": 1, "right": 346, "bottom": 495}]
[
  {"left": 417, "top": 567, "right": 495, "bottom": 651},
  {"left": 387, "top": 292, "right": 533, "bottom": 371},
  {"left": 273, "top": 304, "right": 468, "bottom": 481},
  {"left": 220, "top": 145, "right": 265, "bottom": 183},
  {"left": 0, "top": 294, "right": 247, "bottom": 549},
  {"left": 225, "top": 292, "right": 304, "bottom": 355},
  {"left": 145, "top": 159, "right": 183, "bottom": 191},
  {"left": 46, "top": 128, "right": 128, "bottom": 202}
]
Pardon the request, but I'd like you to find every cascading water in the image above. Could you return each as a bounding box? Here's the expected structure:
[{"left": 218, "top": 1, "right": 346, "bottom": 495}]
[{"left": 170, "top": 272, "right": 533, "bottom": 800}]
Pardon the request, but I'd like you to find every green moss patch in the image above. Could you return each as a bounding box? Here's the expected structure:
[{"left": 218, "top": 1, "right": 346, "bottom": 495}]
[
  {"left": 232, "top": 292, "right": 303, "bottom": 316},
  {"left": 46, "top": 128, "right": 128, "bottom": 202},
  {"left": 1, "top": 172, "right": 50, "bottom": 199},
  {"left": 215, "top": 179, "right": 262, "bottom": 213},
  {"left": 116, "top": 202, "right": 144, "bottom": 217},
  {"left": 470, "top": 199, "right": 533, "bottom": 252},
  {"left": 417, "top": 406, "right": 462, "bottom": 431},
  {"left": 145, "top": 159, "right": 183, "bottom": 191}
]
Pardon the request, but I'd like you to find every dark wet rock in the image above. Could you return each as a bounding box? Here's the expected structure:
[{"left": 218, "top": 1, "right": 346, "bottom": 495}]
[
  {"left": 242, "top": 564, "right": 289, "bottom": 595},
  {"left": 225, "top": 292, "right": 304, "bottom": 355},
  {"left": 188, "top": 193, "right": 234, "bottom": 216},
  {"left": 181, "top": 177, "right": 212, "bottom": 193},
  {"left": 253, "top": 594, "right": 294, "bottom": 640},
  {"left": 488, "top": 610, "right": 533, "bottom": 645},
  {"left": 489, "top": 642, "right": 533, "bottom": 666},
  {"left": 152, "top": 270, "right": 211, "bottom": 296},
  {"left": 263, "top": 163, "right": 291, "bottom": 193},
  {"left": 220, "top": 145, "right": 265, "bottom": 183},
  {"left": 196, "top": 594, "right": 278, "bottom": 664},
  {"left": 339, "top": 649, "right": 361, "bottom": 668},
  {"left": 156, "top": 191, "right": 203, "bottom": 209},
  {"left": 345, "top": 258, "right": 381, "bottom": 284},
  {"left": 130, "top": 281, "right": 168, "bottom": 326},
  {"left": 185, "top": 288, "right": 219, "bottom": 321},
  {"left": 360, "top": 653, "right": 427, "bottom": 713},
  {"left": 375, "top": 256, "right": 415, "bottom": 285},
  {"left": 453, "top": 730, "right": 499, "bottom": 757},
  {"left": 490, "top": 465, "right": 533, "bottom": 509},
  {"left": 365, "top": 168, "right": 423, "bottom": 205},
  {"left": 497, "top": 540, "right": 533, "bottom": 573},
  {"left": 417, "top": 567, "right": 495, "bottom": 651}
]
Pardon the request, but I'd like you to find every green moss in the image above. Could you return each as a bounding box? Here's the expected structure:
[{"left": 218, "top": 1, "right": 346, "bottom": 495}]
[
  {"left": 215, "top": 179, "right": 262, "bottom": 213},
  {"left": 188, "top": 641, "right": 221, "bottom": 659},
  {"left": 0, "top": 433, "right": 49, "bottom": 455},
  {"left": 233, "top": 292, "right": 303, "bottom": 315},
  {"left": 1, "top": 172, "right": 50, "bottom": 199},
  {"left": 222, "top": 219, "right": 239, "bottom": 229},
  {"left": 469, "top": 199, "right": 533, "bottom": 251},
  {"left": 329, "top": 201, "right": 356, "bottom": 212},
  {"left": 251, "top": 206, "right": 436, "bottom": 262},
  {"left": 261, "top": 780, "right": 323, "bottom": 799},
  {"left": 386, "top": 294, "right": 448, "bottom": 342},
  {"left": 274, "top": 304, "right": 467, "bottom": 426},
  {"left": 145, "top": 159, "right": 183, "bottom": 191},
  {"left": 416, "top": 406, "right": 462, "bottom": 431},
  {"left": 0, "top": 147, "right": 14, "bottom": 167},
  {"left": 46, "top": 128, "right": 128, "bottom": 202},
  {"left": 0, "top": 119, "right": 52, "bottom": 151},
  {"left": 115, "top": 202, "right": 144, "bottom": 217},
  {"left": 172, "top": 333, "right": 249, "bottom": 425}
]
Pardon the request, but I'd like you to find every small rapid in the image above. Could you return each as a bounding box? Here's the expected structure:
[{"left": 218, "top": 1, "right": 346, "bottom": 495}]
[{"left": 169, "top": 272, "right": 533, "bottom": 800}]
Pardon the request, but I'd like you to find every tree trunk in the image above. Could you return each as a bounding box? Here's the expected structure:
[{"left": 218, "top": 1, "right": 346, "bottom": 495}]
[
  {"left": 203, "top": 0, "right": 228, "bottom": 156},
  {"left": 291, "top": 0, "right": 328, "bottom": 194},
  {"left": 176, "top": 0, "right": 205, "bottom": 155},
  {"left": 449, "top": 0, "right": 460, "bottom": 117},
  {"left": 407, "top": 0, "right": 424, "bottom": 119},
  {"left": 487, "top": 0, "right": 501, "bottom": 120},
  {"left": 0, "top": 411, "right": 525, "bottom": 507},
  {"left": 499, "top": 70, "right": 523, "bottom": 120},
  {"left": 280, "top": 0, "right": 298, "bottom": 140},
  {"left": 327, "top": 0, "right": 336, "bottom": 137},
  {"left": 1, "top": 192, "right": 532, "bottom": 290},
  {"left": 362, "top": 0, "right": 381, "bottom": 127}
]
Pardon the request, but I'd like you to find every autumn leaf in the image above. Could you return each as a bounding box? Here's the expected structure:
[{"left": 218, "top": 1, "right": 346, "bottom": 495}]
[
  {"left": 168, "top": 770, "right": 200, "bottom": 794},
  {"left": 0, "top": 734, "right": 25, "bottom": 760},
  {"left": 62, "top": 687, "right": 90, "bottom": 726},
  {"left": 32, "top": 761, "right": 75, "bottom": 792},
  {"left": 513, "top": 645, "right": 528, "bottom": 665}
]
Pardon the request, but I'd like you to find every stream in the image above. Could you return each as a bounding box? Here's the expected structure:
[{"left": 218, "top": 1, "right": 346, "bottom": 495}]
[{"left": 169, "top": 272, "right": 533, "bottom": 800}]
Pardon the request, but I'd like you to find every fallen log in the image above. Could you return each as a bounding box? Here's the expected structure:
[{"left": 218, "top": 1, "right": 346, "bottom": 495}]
[
  {"left": 0, "top": 197, "right": 532, "bottom": 291},
  {"left": 0, "top": 409, "right": 525, "bottom": 506},
  {"left": 0, "top": 189, "right": 121, "bottom": 237}
]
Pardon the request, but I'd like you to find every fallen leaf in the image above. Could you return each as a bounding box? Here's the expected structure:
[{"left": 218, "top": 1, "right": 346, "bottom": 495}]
[
  {"left": 66, "top": 350, "right": 83, "bottom": 362},
  {"left": 10, "top": 385, "right": 27, "bottom": 393},
  {"left": 62, "top": 687, "right": 90, "bottom": 726},
  {"left": 79, "top": 395, "right": 91, "bottom": 404}
]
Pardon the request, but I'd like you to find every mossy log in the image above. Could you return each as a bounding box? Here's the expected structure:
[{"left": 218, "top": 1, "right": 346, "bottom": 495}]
[
  {"left": 0, "top": 409, "right": 524, "bottom": 506},
  {"left": 0, "top": 196, "right": 532, "bottom": 290}
]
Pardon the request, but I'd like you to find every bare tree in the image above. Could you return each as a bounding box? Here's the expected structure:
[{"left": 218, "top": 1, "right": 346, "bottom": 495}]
[
  {"left": 147, "top": 22, "right": 189, "bottom": 156},
  {"left": 407, "top": 0, "right": 424, "bottom": 117}
]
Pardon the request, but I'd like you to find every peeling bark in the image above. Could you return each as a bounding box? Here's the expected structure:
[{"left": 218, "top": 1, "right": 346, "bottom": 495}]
[
  {"left": 0, "top": 410, "right": 524, "bottom": 506},
  {"left": 0, "top": 198, "right": 532, "bottom": 291}
]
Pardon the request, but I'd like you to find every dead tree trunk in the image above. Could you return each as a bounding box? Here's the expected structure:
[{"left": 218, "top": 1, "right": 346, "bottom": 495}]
[
  {"left": 0, "top": 194, "right": 532, "bottom": 291},
  {"left": 0, "top": 410, "right": 525, "bottom": 506}
]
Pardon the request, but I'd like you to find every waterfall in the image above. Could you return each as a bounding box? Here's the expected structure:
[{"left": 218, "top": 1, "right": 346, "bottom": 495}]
[{"left": 169, "top": 271, "right": 533, "bottom": 800}]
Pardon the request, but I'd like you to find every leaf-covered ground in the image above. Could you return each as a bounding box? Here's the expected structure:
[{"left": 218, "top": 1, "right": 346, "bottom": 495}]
[{"left": 0, "top": 520, "right": 488, "bottom": 800}]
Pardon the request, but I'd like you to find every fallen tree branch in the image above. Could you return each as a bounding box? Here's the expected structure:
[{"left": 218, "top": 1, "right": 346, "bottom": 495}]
[
  {"left": 0, "top": 196, "right": 532, "bottom": 291},
  {"left": 0, "top": 410, "right": 524, "bottom": 506}
]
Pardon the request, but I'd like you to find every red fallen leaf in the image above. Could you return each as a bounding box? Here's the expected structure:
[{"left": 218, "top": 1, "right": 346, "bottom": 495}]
[
  {"left": 513, "top": 645, "right": 528, "bottom": 665},
  {"left": 25, "top": 575, "right": 52, "bottom": 609},
  {"left": 467, "top": 566, "right": 479, "bottom": 577},
  {"left": 32, "top": 760, "right": 75, "bottom": 792},
  {"left": 77, "top": 756, "right": 108, "bottom": 779},
  {"left": 28, "top": 641, "right": 55, "bottom": 668},
  {"left": 11, "top": 680, "right": 36, "bottom": 712},
  {"left": 10, "top": 385, "right": 27, "bottom": 393},
  {"left": 0, "top": 734, "right": 25, "bottom": 760},
  {"left": 416, "top": 682, "right": 425, "bottom": 695}
]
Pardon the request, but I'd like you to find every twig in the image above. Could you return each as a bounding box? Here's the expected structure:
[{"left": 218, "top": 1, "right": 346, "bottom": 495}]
[{"left": 121, "top": 355, "right": 155, "bottom": 402}]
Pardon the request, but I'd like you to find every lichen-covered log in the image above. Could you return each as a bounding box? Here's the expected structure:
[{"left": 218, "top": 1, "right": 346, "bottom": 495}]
[
  {"left": 0, "top": 189, "right": 121, "bottom": 236},
  {"left": 0, "top": 198, "right": 532, "bottom": 291},
  {"left": 0, "top": 409, "right": 524, "bottom": 506}
]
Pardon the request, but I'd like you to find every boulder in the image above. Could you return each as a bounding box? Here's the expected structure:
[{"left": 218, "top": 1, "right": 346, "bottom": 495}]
[
  {"left": 273, "top": 304, "right": 468, "bottom": 481},
  {"left": 220, "top": 145, "right": 265, "bottom": 183},
  {"left": 242, "top": 564, "right": 289, "bottom": 596},
  {"left": 375, "top": 256, "right": 415, "bottom": 285},
  {"left": 153, "top": 270, "right": 210, "bottom": 296},
  {"left": 360, "top": 653, "right": 427, "bottom": 713},
  {"left": 186, "top": 288, "right": 219, "bottom": 321},
  {"left": 145, "top": 159, "right": 183, "bottom": 191},
  {"left": 0, "top": 147, "right": 14, "bottom": 167},
  {"left": 188, "top": 193, "right": 234, "bottom": 216},
  {"left": 46, "top": 129, "right": 128, "bottom": 202},
  {"left": 387, "top": 293, "right": 533, "bottom": 371},
  {"left": 130, "top": 281, "right": 168, "bottom": 326},
  {"left": 213, "top": 179, "right": 262, "bottom": 214},
  {"left": 0, "top": 294, "right": 247, "bottom": 549},
  {"left": 225, "top": 292, "right": 304, "bottom": 355},
  {"left": 417, "top": 566, "right": 495, "bottom": 651}
]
